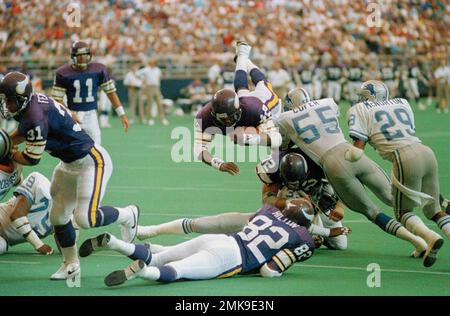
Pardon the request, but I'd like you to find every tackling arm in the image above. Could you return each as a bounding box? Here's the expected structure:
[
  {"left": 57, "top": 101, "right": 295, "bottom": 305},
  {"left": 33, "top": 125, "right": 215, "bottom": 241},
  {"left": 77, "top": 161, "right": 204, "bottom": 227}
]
[
  {"left": 262, "top": 183, "right": 287, "bottom": 210},
  {"left": 9, "top": 195, "right": 53, "bottom": 255}
]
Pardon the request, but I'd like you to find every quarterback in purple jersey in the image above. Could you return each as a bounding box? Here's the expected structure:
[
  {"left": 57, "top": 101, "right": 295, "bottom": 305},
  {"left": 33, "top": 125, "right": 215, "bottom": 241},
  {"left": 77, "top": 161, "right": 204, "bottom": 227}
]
[
  {"left": 79, "top": 202, "right": 315, "bottom": 286},
  {"left": 194, "top": 41, "right": 282, "bottom": 175},
  {"left": 0, "top": 72, "right": 139, "bottom": 280},
  {"left": 52, "top": 41, "right": 129, "bottom": 144}
]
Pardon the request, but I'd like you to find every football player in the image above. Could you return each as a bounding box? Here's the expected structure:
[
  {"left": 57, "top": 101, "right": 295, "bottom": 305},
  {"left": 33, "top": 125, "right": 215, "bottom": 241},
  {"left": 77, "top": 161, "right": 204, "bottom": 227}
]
[
  {"left": 275, "top": 87, "right": 429, "bottom": 258},
  {"left": 0, "top": 72, "right": 138, "bottom": 279},
  {"left": 293, "top": 62, "right": 314, "bottom": 101},
  {"left": 380, "top": 56, "right": 399, "bottom": 98},
  {"left": 346, "top": 59, "right": 364, "bottom": 104},
  {"left": 325, "top": 59, "right": 344, "bottom": 103},
  {"left": 80, "top": 201, "right": 316, "bottom": 286},
  {"left": 194, "top": 41, "right": 282, "bottom": 176},
  {"left": 136, "top": 150, "right": 350, "bottom": 250},
  {"left": 51, "top": 41, "right": 129, "bottom": 144},
  {"left": 401, "top": 58, "right": 429, "bottom": 110},
  {"left": 0, "top": 172, "right": 54, "bottom": 255},
  {"left": 347, "top": 80, "right": 450, "bottom": 267}
]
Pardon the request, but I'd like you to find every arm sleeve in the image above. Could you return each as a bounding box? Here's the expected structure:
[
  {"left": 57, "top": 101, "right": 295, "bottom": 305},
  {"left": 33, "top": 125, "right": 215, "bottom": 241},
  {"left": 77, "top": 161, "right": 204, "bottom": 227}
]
[
  {"left": 347, "top": 105, "right": 370, "bottom": 142},
  {"left": 23, "top": 121, "right": 48, "bottom": 165},
  {"left": 99, "top": 66, "right": 117, "bottom": 94},
  {"left": 260, "top": 243, "right": 313, "bottom": 278},
  {"left": 13, "top": 173, "right": 39, "bottom": 204},
  {"left": 51, "top": 73, "right": 66, "bottom": 102}
]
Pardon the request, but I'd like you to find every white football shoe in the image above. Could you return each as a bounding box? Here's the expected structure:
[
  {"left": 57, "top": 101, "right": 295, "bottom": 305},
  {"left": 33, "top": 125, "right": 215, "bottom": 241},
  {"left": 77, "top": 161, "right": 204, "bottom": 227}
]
[
  {"left": 120, "top": 205, "right": 140, "bottom": 243},
  {"left": 104, "top": 259, "right": 146, "bottom": 287},
  {"left": 236, "top": 40, "right": 251, "bottom": 58},
  {"left": 50, "top": 262, "right": 80, "bottom": 280}
]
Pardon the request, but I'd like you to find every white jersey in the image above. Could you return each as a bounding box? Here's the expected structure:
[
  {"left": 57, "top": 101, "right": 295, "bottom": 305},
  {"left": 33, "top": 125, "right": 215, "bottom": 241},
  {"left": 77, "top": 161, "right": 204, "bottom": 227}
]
[
  {"left": 275, "top": 98, "right": 346, "bottom": 165},
  {"left": 0, "top": 172, "right": 53, "bottom": 246},
  {"left": 347, "top": 98, "right": 421, "bottom": 159},
  {"left": 0, "top": 162, "right": 22, "bottom": 201}
]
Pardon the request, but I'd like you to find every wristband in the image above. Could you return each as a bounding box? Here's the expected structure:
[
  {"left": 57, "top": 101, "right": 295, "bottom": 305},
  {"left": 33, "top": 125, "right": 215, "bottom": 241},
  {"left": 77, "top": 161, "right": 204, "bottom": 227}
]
[
  {"left": 211, "top": 157, "right": 224, "bottom": 170},
  {"left": 115, "top": 106, "right": 125, "bottom": 117}
]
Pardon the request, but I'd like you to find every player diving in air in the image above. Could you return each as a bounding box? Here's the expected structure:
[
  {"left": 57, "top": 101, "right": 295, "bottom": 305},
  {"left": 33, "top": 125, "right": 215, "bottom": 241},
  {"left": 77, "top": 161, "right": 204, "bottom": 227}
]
[{"left": 195, "top": 41, "right": 282, "bottom": 175}]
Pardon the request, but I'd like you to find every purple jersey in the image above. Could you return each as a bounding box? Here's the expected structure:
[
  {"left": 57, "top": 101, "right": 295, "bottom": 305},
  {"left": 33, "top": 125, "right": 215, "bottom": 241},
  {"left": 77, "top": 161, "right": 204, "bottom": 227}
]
[
  {"left": 232, "top": 204, "right": 314, "bottom": 274},
  {"left": 53, "top": 62, "right": 115, "bottom": 111},
  {"left": 15, "top": 93, "right": 94, "bottom": 164},
  {"left": 195, "top": 100, "right": 267, "bottom": 135}
]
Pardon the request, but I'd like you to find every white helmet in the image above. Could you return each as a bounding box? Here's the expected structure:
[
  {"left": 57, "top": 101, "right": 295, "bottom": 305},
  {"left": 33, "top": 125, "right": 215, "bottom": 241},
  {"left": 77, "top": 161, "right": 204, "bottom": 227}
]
[
  {"left": 358, "top": 80, "right": 389, "bottom": 102},
  {"left": 284, "top": 87, "right": 311, "bottom": 111}
]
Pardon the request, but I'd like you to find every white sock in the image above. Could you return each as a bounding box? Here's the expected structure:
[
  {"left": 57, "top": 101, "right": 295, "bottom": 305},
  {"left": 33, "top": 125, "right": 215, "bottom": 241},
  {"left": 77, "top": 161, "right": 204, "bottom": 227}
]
[
  {"left": 236, "top": 55, "right": 248, "bottom": 72},
  {"left": 247, "top": 59, "right": 259, "bottom": 72},
  {"left": 107, "top": 234, "right": 135, "bottom": 256},
  {"left": 61, "top": 245, "right": 79, "bottom": 264},
  {"left": 395, "top": 226, "right": 427, "bottom": 252},
  {"left": 436, "top": 215, "right": 450, "bottom": 239},
  {"left": 139, "top": 266, "right": 160, "bottom": 281},
  {"left": 401, "top": 213, "right": 441, "bottom": 243},
  {"left": 141, "top": 219, "right": 191, "bottom": 238}
]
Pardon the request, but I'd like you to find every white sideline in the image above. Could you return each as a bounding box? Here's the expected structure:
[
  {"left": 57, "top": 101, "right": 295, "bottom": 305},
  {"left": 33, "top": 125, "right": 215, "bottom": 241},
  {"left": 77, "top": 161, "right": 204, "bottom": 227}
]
[{"left": 0, "top": 260, "right": 40, "bottom": 265}]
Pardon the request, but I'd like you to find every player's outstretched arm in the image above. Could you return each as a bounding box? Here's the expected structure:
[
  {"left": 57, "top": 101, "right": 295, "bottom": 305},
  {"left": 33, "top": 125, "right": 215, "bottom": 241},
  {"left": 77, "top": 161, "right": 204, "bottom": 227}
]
[
  {"left": 107, "top": 91, "right": 130, "bottom": 132},
  {"left": 9, "top": 195, "right": 53, "bottom": 255},
  {"left": 194, "top": 124, "right": 239, "bottom": 175},
  {"left": 199, "top": 149, "right": 239, "bottom": 176}
]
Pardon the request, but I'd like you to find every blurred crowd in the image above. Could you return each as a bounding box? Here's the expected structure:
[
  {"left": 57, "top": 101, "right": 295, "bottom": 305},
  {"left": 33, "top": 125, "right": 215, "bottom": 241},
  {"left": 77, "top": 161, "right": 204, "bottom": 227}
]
[
  {"left": 1, "top": 0, "right": 448, "bottom": 66},
  {"left": 0, "top": 0, "right": 448, "bottom": 117}
]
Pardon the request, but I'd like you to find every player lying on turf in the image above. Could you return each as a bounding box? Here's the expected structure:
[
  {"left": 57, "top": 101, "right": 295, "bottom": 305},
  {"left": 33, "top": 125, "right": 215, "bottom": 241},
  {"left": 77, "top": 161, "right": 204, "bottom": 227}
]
[
  {"left": 275, "top": 87, "right": 429, "bottom": 259},
  {"left": 137, "top": 150, "right": 351, "bottom": 250},
  {"left": 194, "top": 41, "right": 282, "bottom": 176},
  {"left": 79, "top": 201, "right": 316, "bottom": 286},
  {"left": 0, "top": 129, "right": 55, "bottom": 255},
  {"left": 0, "top": 171, "right": 54, "bottom": 255},
  {"left": 347, "top": 80, "right": 450, "bottom": 267}
]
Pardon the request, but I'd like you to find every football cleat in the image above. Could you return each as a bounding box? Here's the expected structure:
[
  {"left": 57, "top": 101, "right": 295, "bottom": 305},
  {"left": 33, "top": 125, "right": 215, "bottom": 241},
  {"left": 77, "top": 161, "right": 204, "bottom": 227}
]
[
  {"left": 235, "top": 41, "right": 251, "bottom": 58},
  {"left": 120, "top": 205, "right": 140, "bottom": 243},
  {"left": 104, "top": 259, "right": 146, "bottom": 287},
  {"left": 79, "top": 233, "right": 110, "bottom": 257},
  {"left": 50, "top": 262, "right": 80, "bottom": 280},
  {"left": 423, "top": 237, "right": 444, "bottom": 267}
]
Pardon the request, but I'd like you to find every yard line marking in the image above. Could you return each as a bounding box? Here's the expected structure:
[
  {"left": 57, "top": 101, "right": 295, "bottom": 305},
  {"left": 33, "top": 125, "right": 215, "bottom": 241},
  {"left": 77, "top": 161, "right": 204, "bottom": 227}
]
[
  {"left": 297, "top": 264, "right": 450, "bottom": 276},
  {"left": 108, "top": 185, "right": 256, "bottom": 193},
  {"left": 0, "top": 260, "right": 40, "bottom": 265}
]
